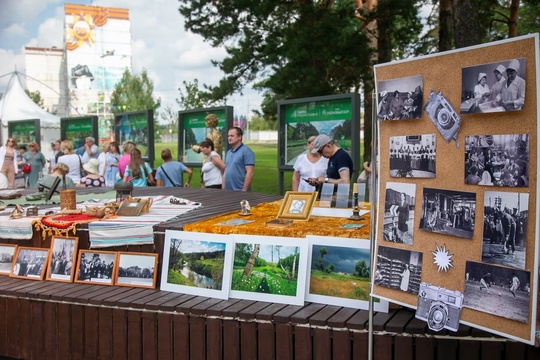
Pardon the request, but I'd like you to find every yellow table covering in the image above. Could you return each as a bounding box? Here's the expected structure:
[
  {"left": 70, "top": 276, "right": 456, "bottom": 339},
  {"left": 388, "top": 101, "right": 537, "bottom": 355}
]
[{"left": 184, "top": 200, "right": 371, "bottom": 239}]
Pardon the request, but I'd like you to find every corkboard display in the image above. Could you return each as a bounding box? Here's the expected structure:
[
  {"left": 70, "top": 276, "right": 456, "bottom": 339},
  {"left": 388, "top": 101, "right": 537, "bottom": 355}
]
[{"left": 371, "top": 34, "right": 539, "bottom": 344}]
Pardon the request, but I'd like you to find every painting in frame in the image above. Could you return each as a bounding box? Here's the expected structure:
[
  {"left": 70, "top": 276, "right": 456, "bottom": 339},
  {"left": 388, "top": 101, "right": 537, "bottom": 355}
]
[
  {"left": 306, "top": 235, "right": 389, "bottom": 312},
  {"left": 10, "top": 246, "right": 50, "bottom": 280},
  {"left": 46, "top": 236, "right": 79, "bottom": 282},
  {"left": 277, "top": 191, "right": 317, "bottom": 221},
  {"left": 74, "top": 250, "right": 117, "bottom": 285},
  {"left": 160, "top": 230, "right": 234, "bottom": 299},
  {"left": 0, "top": 244, "right": 17, "bottom": 275},
  {"left": 114, "top": 252, "right": 158, "bottom": 289},
  {"left": 230, "top": 234, "right": 309, "bottom": 306}
]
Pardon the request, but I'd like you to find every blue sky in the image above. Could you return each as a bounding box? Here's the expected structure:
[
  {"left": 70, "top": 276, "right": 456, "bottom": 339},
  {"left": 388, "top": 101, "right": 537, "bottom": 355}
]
[{"left": 0, "top": 0, "right": 262, "bottom": 116}]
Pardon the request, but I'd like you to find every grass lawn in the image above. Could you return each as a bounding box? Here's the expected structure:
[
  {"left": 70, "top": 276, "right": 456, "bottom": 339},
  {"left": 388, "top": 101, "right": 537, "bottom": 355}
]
[{"left": 153, "top": 141, "right": 364, "bottom": 195}]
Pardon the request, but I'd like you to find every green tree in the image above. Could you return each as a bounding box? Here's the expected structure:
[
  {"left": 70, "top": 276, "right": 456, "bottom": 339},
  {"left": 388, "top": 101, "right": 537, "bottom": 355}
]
[
  {"left": 25, "top": 89, "right": 44, "bottom": 109},
  {"left": 110, "top": 68, "right": 161, "bottom": 113},
  {"left": 324, "top": 263, "right": 335, "bottom": 274},
  {"left": 355, "top": 260, "right": 370, "bottom": 278},
  {"left": 314, "top": 247, "right": 328, "bottom": 271},
  {"left": 176, "top": 79, "right": 216, "bottom": 110}
]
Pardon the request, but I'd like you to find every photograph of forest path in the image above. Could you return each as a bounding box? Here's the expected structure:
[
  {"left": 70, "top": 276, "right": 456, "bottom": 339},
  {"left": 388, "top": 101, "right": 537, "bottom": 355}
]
[
  {"left": 309, "top": 245, "right": 371, "bottom": 300},
  {"left": 232, "top": 243, "right": 300, "bottom": 296},
  {"left": 167, "top": 238, "right": 226, "bottom": 290}
]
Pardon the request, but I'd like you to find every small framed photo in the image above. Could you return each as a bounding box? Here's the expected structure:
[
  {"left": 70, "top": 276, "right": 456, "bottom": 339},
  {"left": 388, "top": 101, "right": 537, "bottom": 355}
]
[
  {"left": 46, "top": 236, "right": 79, "bottom": 282},
  {"left": 75, "top": 250, "right": 117, "bottom": 285},
  {"left": 0, "top": 244, "right": 17, "bottom": 275},
  {"left": 10, "top": 246, "right": 50, "bottom": 280},
  {"left": 114, "top": 252, "right": 158, "bottom": 289},
  {"left": 277, "top": 191, "right": 317, "bottom": 221}
]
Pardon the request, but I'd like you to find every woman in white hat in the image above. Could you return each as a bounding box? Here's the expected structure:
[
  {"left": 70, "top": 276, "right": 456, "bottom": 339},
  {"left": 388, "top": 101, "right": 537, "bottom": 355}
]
[
  {"left": 474, "top": 72, "right": 491, "bottom": 104},
  {"left": 79, "top": 158, "right": 105, "bottom": 187},
  {"left": 499, "top": 59, "right": 525, "bottom": 111}
]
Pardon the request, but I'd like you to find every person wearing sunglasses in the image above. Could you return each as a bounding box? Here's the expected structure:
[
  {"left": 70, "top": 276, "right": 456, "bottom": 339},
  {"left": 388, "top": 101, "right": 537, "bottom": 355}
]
[
  {"left": 306, "top": 134, "right": 353, "bottom": 188},
  {"left": 0, "top": 138, "right": 19, "bottom": 188}
]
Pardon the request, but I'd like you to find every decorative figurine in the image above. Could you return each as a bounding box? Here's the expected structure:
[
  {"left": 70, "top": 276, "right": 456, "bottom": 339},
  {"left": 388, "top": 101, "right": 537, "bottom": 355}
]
[
  {"left": 239, "top": 199, "right": 251, "bottom": 216},
  {"left": 10, "top": 204, "right": 24, "bottom": 219}
]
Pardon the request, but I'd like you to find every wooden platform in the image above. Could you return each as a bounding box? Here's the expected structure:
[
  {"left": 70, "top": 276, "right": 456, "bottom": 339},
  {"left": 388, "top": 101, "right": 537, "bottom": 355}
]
[{"left": 1, "top": 187, "right": 539, "bottom": 359}]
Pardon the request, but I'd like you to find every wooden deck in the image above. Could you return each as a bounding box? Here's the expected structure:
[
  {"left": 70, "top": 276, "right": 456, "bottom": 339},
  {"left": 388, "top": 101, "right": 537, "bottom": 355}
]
[{"left": 1, "top": 187, "right": 539, "bottom": 359}]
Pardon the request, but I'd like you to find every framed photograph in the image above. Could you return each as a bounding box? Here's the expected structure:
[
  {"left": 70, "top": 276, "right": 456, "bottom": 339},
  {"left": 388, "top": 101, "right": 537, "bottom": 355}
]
[
  {"left": 377, "top": 75, "right": 423, "bottom": 120},
  {"left": 277, "top": 191, "right": 317, "bottom": 221},
  {"left": 306, "top": 236, "right": 389, "bottom": 312},
  {"left": 464, "top": 134, "right": 529, "bottom": 187},
  {"left": 374, "top": 245, "right": 423, "bottom": 295},
  {"left": 230, "top": 234, "right": 309, "bottom": 305},
  {"left": 74, "top": 250, "right": 117, "bottom": 285},
  {"left": 10, "top": 246, "right": 50, "bottom": 280},
  {"left": 389, "top": 134, "right": 436, "bottom": 178},
  {"left": 161, "top": 230, "right": 234, "bottom": 299},
  {"left": 0, "top": 244, "right": 17, "bottom": 275},
  {"left": 383, "top": 182, "right": 416, "bottom": 245},
  {"left": 114, "top": 252, "right": 158, "bottom": 289},
  {"left": 419, "top": 187, "right": 476, "bottom": 239},
  {"left": 463, "top": 260, "right": 530, "bottom": 323},
  {"left": 46, "top": 236, "right": 79, "bottom": 282}
]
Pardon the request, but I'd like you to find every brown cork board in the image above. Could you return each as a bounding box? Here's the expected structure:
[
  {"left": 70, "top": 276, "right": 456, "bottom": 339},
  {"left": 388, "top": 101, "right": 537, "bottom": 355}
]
[{"left": 371, "top": 35, "right": 538, "bottom": 343}]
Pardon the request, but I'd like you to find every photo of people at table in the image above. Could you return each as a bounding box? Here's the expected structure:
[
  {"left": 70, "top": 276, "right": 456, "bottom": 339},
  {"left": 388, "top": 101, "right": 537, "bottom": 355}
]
[
  {"left": 464, "top": 134, "right": 529, "bottom": 187},
  {"left": 389, "top": 134, "right": 435, "bottom": 178},
  {"left": 419, "top": 187, "right": 476, "bottom": 239},
  {"left": 460, "top": 58, "right": 526, "bottom": 114},
  {"left": 377, "top": 75, "right": 423, "bottom": 120},
  {"left": 482, "top": 191, "right": 528, "bottom": 270}
]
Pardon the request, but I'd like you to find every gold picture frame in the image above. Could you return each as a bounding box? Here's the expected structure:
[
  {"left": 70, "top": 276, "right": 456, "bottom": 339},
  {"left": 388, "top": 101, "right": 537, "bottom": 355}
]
[{"left": 277, "top": 191, "right": 318, "bottom": 221}]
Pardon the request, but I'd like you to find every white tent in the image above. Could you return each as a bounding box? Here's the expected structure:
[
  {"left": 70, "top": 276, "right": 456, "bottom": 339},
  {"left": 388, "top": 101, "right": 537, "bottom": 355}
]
[{"left": 0, "top": 72, "right": 60, "bottom": 158}]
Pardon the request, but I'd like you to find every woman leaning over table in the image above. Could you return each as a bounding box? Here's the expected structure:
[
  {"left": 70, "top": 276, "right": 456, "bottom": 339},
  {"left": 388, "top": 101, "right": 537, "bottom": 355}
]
[
  {"left": 0, "top": 137, "right": 19, "bottom": 188},
  {"left": 123, "top": 148, "right": 154, "bottom": 187},
  {"left": 291, "top": 135, "right": 328, "bottom": 192},
  {"left": 23, "top": 142, "right": 46, "bottom": 188}
]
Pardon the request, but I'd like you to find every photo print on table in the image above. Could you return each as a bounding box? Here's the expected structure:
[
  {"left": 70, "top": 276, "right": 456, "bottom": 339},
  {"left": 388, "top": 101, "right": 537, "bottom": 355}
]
[
  {"left": 423, "top": 91, "right": 461, "bottom": 145},
  {"left": 10, "top": 247, "right": 50, "bottom": 281},
  {"left": 461, "top": 58, "right": 526, "bottom": 114},
  {"left": 374, "top": 245, "right": 423, "bottom": 295},
  {"left": 377, "top": 75, "right": 423, "bottom": 120},
  {"left": 229, "top": 234, "right": 308, "bottom": 306},
  {"left": 0, "top": 244, "right": 17, "bottom": 275},
  {"left": 46, "top": 236, "right": 79, "bottom": 282},
  {"left": 305, "top": 235, "right": 388, "bottom": 312},
  {"left": 114, "top": 252, "right": 158, "bottom": 289},
  {"left": 160, "top": 230, "right": 233, "bottom": 300},
  {"left": 463, "top": 260, "right": 530, "bottom": 323},
  {"left": 482, "top": 191, "right": 528, "bottom": 270},
  {"left": 389, "top": 134, "right": 436, "bottom": 178},
  {"left": 74, "top": 250, "right": 117, "bottom": 285},
  {"left": 383, "top": 182, "right": 416, "bottom": 245},
  {"left": 419, "top": 187, "right": 476, "bottom": 239},
  {"left": 464, "top": 134, "right": 529, "bottom": 187}
]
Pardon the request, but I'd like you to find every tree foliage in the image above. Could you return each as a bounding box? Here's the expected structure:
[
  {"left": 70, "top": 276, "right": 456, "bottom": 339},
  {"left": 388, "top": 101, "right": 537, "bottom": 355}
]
[
  {"left": 25, "top": 89, "right": 44, "bottom": 109},
  {"left": 110, "top": 68, "right": 161, "bottom": 113},
  {"left": 176, "top": 79, "right": 216, "bottom": 110}
]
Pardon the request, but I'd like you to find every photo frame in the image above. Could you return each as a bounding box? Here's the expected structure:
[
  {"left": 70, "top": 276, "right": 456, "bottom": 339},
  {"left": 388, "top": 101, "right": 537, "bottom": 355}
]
[
  {"left": 161, "top": 230, "right": 234, "bottom": 299},
  {"left": 0, "top": 244, "right": 17, "bottom": 275},
  {"left": 114, "top": 252, "right": 158, "bottom": 289},
  {"left": 46, "top": 236, "right": 79, "bottom": 282},
  {"left": 306, "top": 236, "right": 389, "bottom": 312},
  {"left": 230, "top": 234, "right": 309, "bottom": 305},
  {"left": 10, "top": 246, "right": 50, "bottom": 280},
  {"left": 277, "top": 191, "right": 317, "bottom": 221},
  {"left": 74, "top": 250, "right": 117, "bottom": 285}
]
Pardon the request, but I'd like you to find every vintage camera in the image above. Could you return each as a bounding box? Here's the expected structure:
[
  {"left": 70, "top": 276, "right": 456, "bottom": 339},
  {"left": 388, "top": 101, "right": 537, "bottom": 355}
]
[
  {"left": 424, "top": 91, "right": 461, "bottom": 144},
  {"left": 415, "top": 282, "right": 464, "bottom": 332}
]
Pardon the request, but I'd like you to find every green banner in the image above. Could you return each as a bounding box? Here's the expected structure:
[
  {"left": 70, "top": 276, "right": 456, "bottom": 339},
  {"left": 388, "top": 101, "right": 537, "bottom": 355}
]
[
  {"left": 65, "top": 118, "right": 93, "bottom": 133},
  {"left": 183, "top": 110, "right": 226, "bottom": 129},
  {"left": 285, "top": 98, "right": 352, "bottom": 123},
  {"left": 10, "top": 122, "right": 36, "bottom": 133}
]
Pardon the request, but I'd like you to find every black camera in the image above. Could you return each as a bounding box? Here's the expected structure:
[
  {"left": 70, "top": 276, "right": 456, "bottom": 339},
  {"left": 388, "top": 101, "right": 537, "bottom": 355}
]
[{"left": 416, "top": 282, "right": 463, "bottom": 332}]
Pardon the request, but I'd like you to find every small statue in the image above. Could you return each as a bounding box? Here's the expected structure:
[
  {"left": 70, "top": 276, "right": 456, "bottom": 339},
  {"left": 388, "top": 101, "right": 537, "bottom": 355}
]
[
  {"left": 240, "top": 199, "right": 251, "bottom": 216},
  {"left": 10, "top": 204, "right": 24, "bottom": 219}
]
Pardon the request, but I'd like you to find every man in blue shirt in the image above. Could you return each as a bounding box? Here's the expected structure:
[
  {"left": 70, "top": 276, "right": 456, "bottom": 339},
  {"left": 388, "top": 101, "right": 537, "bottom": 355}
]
[
  {"left": 155, "top": 148, "right": 192, "bottom": 187},
  {"left": 224, "top": 127, "right": 255, "bottom": 191}
]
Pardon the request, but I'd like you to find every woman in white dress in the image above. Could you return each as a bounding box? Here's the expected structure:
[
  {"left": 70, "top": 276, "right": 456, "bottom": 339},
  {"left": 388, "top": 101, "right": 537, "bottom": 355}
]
[
  {"left": 474, "top": 72, "right": 491, "bottom": 104},
  {"left": 57, "top": 140, "right": 83, "bottom": 184},
  {"left": 292, "top": 136, "right": 328, "bottom": 192}
]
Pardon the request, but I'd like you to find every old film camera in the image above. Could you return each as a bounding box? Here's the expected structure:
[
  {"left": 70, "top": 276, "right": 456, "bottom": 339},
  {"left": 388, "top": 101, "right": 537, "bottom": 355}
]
[
  {"left": 415, "top": 282, "right": 464, "bottom": 332},
  {"left": 424, "top": 91, "right": 461, "bottom": 143}
]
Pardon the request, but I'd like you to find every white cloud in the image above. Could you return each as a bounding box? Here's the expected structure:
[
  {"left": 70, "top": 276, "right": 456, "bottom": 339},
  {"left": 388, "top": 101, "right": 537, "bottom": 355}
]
[
  {"left": 3, "top": 23, "right": 26, "bottom": 37},
  {"left": 27, "top": 17, "right": 64, "bottom": 48}
]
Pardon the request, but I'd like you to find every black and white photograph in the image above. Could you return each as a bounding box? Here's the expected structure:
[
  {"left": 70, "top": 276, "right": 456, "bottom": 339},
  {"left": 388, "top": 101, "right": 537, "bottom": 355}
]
[
  {"left": 482, "top": 191, "right": 528, "bottom": 270},
  {"left": 389, "top": 134, "right": 436, "bottom": 178},
  {"left": 115, "top": 252, "right": 158, "bottom": 289},
  {"left": 289, "top": 199, "right": 305, "bottom": 214},
  {"left": 374, "top": 245, "right": 423, "bottom": 295},
  {"left": 0, "top": 244, "right": 17, "bottom": 275},
  {"left": 419, "top": 187, "right": 476, "bottom": 239},
  {"left": 377, "top": 75, "right": 423, "bottom": 120},
  {"left": 75, "top": 250, "right": 117, "bottom": 285},
  {"left": 424, "top": 90, "right": 461, "bottom": 144},
  {"left": 416, "top": 282, "right": 464, "bottom": 332},
  {"left": 461, "top": 58, "right": 526, "bottom": 114},
  {"left": 46, "top": 236, "right": 79, "bottom": 282},
  {"left": 383, "top": 182, "right": 416, "bottom": 245},
  {"left": 463, "top": 260, "right": 530, "bottom": 323},
  {"left": 464, "top": 134, "right": 529, "bottom": 187},
  {"left": 10, "top": 247, "right": 49, "bottom": 280}
]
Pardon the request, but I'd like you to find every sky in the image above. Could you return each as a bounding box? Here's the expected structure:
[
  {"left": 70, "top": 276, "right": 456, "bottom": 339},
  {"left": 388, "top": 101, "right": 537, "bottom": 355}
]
[{"left": 0, "top": 0, "right": 263, "bottom": 119}]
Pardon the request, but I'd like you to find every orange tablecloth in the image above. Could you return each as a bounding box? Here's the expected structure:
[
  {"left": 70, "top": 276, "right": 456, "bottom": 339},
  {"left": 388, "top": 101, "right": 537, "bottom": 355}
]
[{"left": 184, "top": 200, "right": 371, "bottom": 239}]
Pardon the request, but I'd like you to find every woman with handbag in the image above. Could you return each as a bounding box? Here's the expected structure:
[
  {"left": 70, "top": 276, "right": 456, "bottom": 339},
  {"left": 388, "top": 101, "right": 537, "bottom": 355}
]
[
  {"left": 0, "top": 137, "right": 19, "bottom": 188},
  {"left": 57, "top": 140, "right": 83, "bottom": 184},
  {"left": 23, "top": 142, "right": 46, "bottom": 188},
  {"left": 123, "top": 148, "right": 154, "bottom": 187}
]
